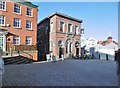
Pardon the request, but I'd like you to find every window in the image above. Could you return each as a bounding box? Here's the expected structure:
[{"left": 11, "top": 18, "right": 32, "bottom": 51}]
[
  {"left": 14, "top": 18, "right": 20, "bottom": 28},
  {"left": 50, "top": 22, "right": 53, "bottom": 32},
  {"left": 13, "top": 36, "right": 20, "bottom": 45},
  {"left": 45, "top": 25, "right": 48, "bottom": 34},
  {"left": 68, "top": 23, "right": 72, "bottom": 32},
  {"left": 26, "top": 36, "right": 32, "bottom": 45},
  {"left": 14, "top": 4, "right": 21, "bottom": 14},
  {"left": 75, "top": 25, "right": 78, "bottom": 34},
  {"left": 60, "top": 21, "right": 64, "bottom": 32},
  {"left": 26, "top": 8, "right": 32, "bottom": 16},
  {"left": 0, "top": 1, "right": 5, "bottom": 10},
  {"left": 26, "top": 20, "right": 32, "bottom": 29},
  {"left": 0, "top": 15, "right": 5, "bottom": 25},
  {"left": 0, "top": 34, "right": 3, "bottom": 50}
]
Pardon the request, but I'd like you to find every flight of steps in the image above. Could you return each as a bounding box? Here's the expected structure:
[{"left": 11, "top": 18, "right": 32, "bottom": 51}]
[{"left": 3, "top": 56, "right": 35, "bottom": 65}]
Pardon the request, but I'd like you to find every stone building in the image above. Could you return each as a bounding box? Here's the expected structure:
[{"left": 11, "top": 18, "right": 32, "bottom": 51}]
[
  {"left": 37, "top": 12, "right": 83, "bottom": 61},
  {"left": 0, "top": 0, "right": 38, "bottom": 60}
]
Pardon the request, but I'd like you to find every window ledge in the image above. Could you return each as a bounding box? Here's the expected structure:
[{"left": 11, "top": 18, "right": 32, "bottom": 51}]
[
  {"left": 26, "top": 28, "right": 33, "bottom": 31},
  {"left": 13, "top": 27, "right": 22, "bottom": 29},
  {"left": 13, "top": 12, "right": 22, "bottom": 15},
  {"left": 0, "top": 25, "right": 6, "bottom": 27},
  {"left": 26, "top": 15, "right": 33, "bottom": 18},
  {"left": 0, "top": 9, "right": 6, "bottom": 12}
]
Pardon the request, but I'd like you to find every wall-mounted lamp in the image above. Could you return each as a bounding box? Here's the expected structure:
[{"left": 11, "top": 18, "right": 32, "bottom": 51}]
[{"left": 81, "top": 29, "right": 84, "bottom": 34}]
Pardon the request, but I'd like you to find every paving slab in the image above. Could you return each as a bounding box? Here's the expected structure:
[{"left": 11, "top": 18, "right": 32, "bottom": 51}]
[{"left": 2, "top": 59, "right": 118, "bottom": 86}]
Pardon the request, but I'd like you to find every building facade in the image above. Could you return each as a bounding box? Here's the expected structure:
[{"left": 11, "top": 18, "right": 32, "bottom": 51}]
[
  {"left": 37, "top": 12, "right": 83, "bottom": 61},
  {"left": 0, "top": 0, "right": 38, "bottom": 60}
]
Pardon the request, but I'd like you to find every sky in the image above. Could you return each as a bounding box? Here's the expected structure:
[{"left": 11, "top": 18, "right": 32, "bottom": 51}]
[{"left": 33, "top": 2, "right": 118, "bottom": 41}]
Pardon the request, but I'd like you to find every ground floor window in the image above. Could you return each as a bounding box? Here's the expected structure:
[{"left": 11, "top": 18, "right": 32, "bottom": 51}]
[
  {"left": 26, "top": 36, "right": 32, "bottom": 45},
  {"left": 0, "top": 34, "right": 3, "bottom": 50},
  {"left": 13, "top": 36, "right": 20, "bottom": 45}
]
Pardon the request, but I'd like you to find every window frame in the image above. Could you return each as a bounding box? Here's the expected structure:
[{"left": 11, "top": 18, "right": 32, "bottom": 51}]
[
  {"left": 60, "top": 21, "right": 64, "bottom": 32},
  {"left": 75, "top": 25, "right": 79, "bottom": 35},
  {"left": 14, "top": 4, "right": 21, "bottom": 14},
  {"left": 26, "top": 20, "right": 32, "bottom": 30},
  {"left": 68, "top": 23, "right": 72, "bottom": 33},
  {"left": 13, "top": 36, "right": 20, "bottom": 45},
  {"left": 26, "top": 7, "right": 33, "bottom": 17},
  {"left": 0, "top": 1, "right": 6, "bottom": 11},
  {"left": 0, "top": 15, "right": 5, "bottom": 26},
  {"left": 26, "top": 36, "right": 32, "bottom": 45},
  {"left": 13, "top": 18, "right": 21, "bottom": 28}
]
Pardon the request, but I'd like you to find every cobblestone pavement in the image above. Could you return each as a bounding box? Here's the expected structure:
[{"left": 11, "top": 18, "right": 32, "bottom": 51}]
[{"left": 2, "top": 60, "right": 118, "bottom": 86}]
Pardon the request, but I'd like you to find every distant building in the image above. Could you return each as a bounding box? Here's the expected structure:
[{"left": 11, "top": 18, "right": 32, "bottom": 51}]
[
  {"left": 37, "top": 12, "right": 83, "bottom": 61},
  {"left": 0, "top": 0, "right": 38, "bottom": 60},
  {"left": 81, "top": 37, "right": 98, "bottom": 51},
  {"left": 94, "top": 36, "right": 118, "bottom": 60}
]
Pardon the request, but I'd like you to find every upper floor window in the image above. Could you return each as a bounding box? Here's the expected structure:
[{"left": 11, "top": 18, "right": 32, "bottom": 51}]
[
  {"left": 68, "top": 23, "right": 72, "bottom": 32},
  {"left": 60, "top": 21, "right": 64, "bottom": 32},
  {"left": 14, "top": 4, "right": 21, "bottom": 14},
  {"left": 75, "top": 25, "right": 78, "bottom": 35},
  {"left": 0, "top": 15, "right": 5, "bottom": 26},
  {"left": 26, "top": 36, "right": 32, "bottom": 45},
  {"left": 0, "top": 1, "right": 5, "bottom": 10},
  {"left": 13, "top": 36, "right": 20, "bottom": 45},
  {"left": 50, "top": 22, "right": 53, "bottom": 32},
  {"left": 26, "top": 20, "right": 32, "bottom": 30},
  {"left": 13, "top": 18, "right": 20, "bottom": 28},
  {"left": 26, "top": 8, "right": 32, "bottom": 17},
  {"left": 45, "top": 25, "right": 48, "bottom": 34}
]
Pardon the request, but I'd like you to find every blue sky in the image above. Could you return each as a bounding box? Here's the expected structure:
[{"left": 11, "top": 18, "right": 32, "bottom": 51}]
[{"left": 33, "top": 2, "right": 118, "bottom": 41}]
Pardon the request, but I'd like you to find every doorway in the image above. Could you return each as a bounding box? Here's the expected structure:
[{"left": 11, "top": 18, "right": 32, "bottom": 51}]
[
  {"left": 76, "top": 48, "right": 79, "bottom": 56},
  {"left": 59, "top": 47, "right": 64, "bottom": 58}
]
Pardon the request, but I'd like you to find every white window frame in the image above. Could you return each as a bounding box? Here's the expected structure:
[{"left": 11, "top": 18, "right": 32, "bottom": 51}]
[
  {"left": 14, "top": 4, "right": 21, "bottom": 14},
  {"left": 13, "top": 18, "right": 21, "bottom": 28},
  {"left": 26, "top": 20, "right": 32, "bottom": 30},
  {"left": 13, "top": 36, "right": 20, "bottom": 45},
  {"left": 0, "top": 15, "right": 5, "bottom": 26},
  {"left": 50, "top": 22, "right": 53, "bottom": 33},
  {"left": 75, "top": 25, "right": 79, "bottom": 35},
  {"left": 26, "top": 7, "right": 33, "bottom": 17},
  {"left": 0, "top": 1, "right": 6, "bottom": 11},
  {"left": 26, "top": 36, "right": 32, "bottom": 45},
  {"left": 60, "top": 21, "right": 65, "bottom": 33},
  {"left": 67, "top": 23, "right": 72, "bottom": 33}
]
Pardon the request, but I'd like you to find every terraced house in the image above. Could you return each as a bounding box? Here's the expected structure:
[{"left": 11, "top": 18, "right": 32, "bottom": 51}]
[
  {"left": 37, "top": 12, "right": 83, "bottom": 61},
  {"left": 0, "top": 0, "right": 38, "bottom": 60}
]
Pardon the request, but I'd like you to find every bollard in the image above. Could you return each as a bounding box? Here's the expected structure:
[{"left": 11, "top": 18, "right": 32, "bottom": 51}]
[
  {"left": 61, "top": 55, "right": 64, "bottom": 60},
  {"left": 10, "top": 48, "right": 12, "bottom": 56}
]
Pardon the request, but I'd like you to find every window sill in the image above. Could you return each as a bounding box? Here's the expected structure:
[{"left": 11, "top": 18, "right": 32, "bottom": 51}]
[
  {"left": 13, "top": 27, "right": 22, "bottom": 29},
  {"left": 26, "top": 28, "right": 33, "bottom": 31},
  {"left": 13, "top": 12, "right": 22, "bottom": 15},
  {"left": 0, "top": 25, "right": 5, "bottom": 27},
  {"left": 26, "top": 15, "right": 33, "bottom": 18},
  {"left": 0, "top": 9, "right": 6, "bottom": 12}
]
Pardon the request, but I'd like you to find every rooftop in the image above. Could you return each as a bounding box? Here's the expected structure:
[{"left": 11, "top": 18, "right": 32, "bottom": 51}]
[
  {"left": 11, "top": 0, "right": 38, "bottom": 8},
  {"left": 38, "top": 12, "right": 83, "bottom": 25}
]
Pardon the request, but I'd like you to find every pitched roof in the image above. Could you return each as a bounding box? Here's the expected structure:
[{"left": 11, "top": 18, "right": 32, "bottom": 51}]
[{"left": 11, "top": 0, "right": 38, "bottom": 8}]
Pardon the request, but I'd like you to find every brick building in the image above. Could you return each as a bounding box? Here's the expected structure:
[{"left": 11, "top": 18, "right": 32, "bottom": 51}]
[
  {"left": 0, "top": 0, "right": 38, "bottom": 60},
  {"left": 37, "top": 12, "right": 83, "bottom": 61}
]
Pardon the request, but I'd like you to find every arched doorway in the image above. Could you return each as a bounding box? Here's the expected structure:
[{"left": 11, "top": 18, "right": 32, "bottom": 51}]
[
  {"left": 58, "top": 40, "right": 64, "bottom": 58},
  {"left": 75, "top": 41, "right": 80, "bottom": 56},
  {"left": 66, "top": 39, "right": 73, "bottom": 57}
]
